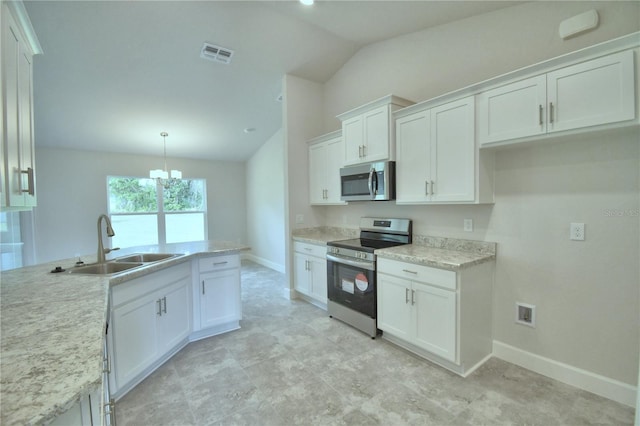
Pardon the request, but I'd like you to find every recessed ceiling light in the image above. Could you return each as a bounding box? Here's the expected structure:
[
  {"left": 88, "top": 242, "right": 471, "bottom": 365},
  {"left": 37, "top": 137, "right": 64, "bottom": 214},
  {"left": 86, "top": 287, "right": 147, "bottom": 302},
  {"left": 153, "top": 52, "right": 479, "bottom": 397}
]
[
  {"left": 300, "top": 0, "right": 314, "bottom": 5},
  {"left": 243, "top": 127, "right": 256, "bottom": 133}
]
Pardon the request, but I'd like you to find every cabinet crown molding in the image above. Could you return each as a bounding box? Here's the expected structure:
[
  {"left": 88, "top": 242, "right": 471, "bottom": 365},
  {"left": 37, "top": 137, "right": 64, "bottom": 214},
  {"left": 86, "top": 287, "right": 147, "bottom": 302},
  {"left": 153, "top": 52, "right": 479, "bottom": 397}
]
[
  {"left": 4, "top": 1, "right": 43, "bottom": 56},
  {"left": 307, "top": 129, "right": 342, "bottom": 145},
  {"left": 337, "top": 94, "right": 415, "bottom": 121},
  {"left": 394, "top": 31, "right": 640, "bottom": 119}
]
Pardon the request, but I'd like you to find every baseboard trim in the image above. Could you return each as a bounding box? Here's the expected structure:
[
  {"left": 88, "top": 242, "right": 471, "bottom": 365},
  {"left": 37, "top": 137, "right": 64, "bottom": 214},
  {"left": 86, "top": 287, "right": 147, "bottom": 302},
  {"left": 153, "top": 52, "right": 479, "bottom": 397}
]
[
  {"left": 243, "top": 253, "right": 285, "bottom": 273},
  {"left": 493, "top": 340, "right": 637, "bottom": 408}
]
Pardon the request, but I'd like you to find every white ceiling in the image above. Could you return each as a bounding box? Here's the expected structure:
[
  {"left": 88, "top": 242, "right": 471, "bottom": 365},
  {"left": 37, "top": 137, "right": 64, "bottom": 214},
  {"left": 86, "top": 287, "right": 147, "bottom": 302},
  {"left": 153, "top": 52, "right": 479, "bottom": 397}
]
[{"left": 24, "top": 0, "right": 521, "bottom": 161}]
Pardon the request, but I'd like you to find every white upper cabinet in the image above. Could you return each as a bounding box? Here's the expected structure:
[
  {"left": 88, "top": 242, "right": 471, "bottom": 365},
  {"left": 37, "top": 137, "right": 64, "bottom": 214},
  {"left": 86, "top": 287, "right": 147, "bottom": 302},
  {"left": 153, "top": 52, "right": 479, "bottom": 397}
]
[
  {"left": 478, "top": 50, "right": 636, "bottom": 146},
  {"left": 308, "top": 131, "right": 345, "bottom": 205},
  {"left": 338, "top": 95, "right": 414, "bottom": 166},
  {"left": 1, "top": 2, "right": 41, "bottom": 210},
  {"left": 547, "top": 51, "right": 635, "bottom": 132},
  {"left": 395, "top": 96, "right": 490, "bottom": 204},
  {"left": 476, "top": 75, "right": 547, "bottom": 143}
]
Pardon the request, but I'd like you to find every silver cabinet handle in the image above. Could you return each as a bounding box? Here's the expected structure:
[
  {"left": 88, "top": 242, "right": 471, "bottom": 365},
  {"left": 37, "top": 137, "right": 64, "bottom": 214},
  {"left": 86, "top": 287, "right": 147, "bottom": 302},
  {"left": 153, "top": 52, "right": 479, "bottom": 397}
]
[
  {"left": 157, "top": 299, "right": 162, "bottom": 316},
  {"left": 430, "top": 180, "right": 435, "bottom": 195},
  {"left": 402, "top": 269, "right": 417, "bottom": 274},
  {"left": 362, "top": 145, "right": 367, "bottom": 157},
  {"left": 549, "top": 102, "right": 554, "bottom": 124},
  {"left": 425, "top": 181, "right": 429, "bottom": 196},
  {"left": 213, "top": 261, "right": 228, "bottom": 266},
  {"left": 539, "top": 104, "right": 543, "bottom": 125},
  {"left": 405, "top": 288, "right": 409, "bottom": 304},
  {"left": 162, "top": 296, "right": 167, "bottom": 314},
  {"left": 358, "top": 145, "right": 363, "bottom": 158},
  {"left": 202, "top": 280, "right": 205, "bottom": 295},
  {"left": 20, "top": 167, "right": 35, "bottom": 196},
  {"left": 411, "top": 289, "right": 416, "bottom": 306},
  {"left": 104, "top": 398, "right": 116, "bottom": 426}
]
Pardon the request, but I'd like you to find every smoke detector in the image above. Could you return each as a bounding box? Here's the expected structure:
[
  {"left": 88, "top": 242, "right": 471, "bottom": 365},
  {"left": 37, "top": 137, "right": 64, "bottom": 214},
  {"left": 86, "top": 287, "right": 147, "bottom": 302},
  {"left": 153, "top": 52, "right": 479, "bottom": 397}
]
[{"left": 200, "top": 43, "right": 234, "bottom": 64}]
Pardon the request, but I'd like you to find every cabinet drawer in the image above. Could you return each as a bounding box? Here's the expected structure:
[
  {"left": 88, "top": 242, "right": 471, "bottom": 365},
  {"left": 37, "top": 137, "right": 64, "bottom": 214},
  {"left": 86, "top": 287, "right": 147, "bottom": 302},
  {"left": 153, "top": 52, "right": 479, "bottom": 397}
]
[
  {"left": 378, "top": 258, "right": 456, "bottom": 290},
  {"left": 293, "top": 241, "right": 326, "bottom": 258},
  {"left": 112, "top": 262, "right": 191, "bottom": 307},
  {"left": 198, "top": 254, "right": 240, "bottom": 273}
]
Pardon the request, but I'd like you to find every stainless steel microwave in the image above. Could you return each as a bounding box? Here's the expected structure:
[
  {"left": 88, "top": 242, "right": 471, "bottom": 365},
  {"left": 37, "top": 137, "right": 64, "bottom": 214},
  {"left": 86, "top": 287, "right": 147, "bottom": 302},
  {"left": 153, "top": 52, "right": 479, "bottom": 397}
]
[{"left": 340, "top": 161, "right": 396, "bottom": 202}]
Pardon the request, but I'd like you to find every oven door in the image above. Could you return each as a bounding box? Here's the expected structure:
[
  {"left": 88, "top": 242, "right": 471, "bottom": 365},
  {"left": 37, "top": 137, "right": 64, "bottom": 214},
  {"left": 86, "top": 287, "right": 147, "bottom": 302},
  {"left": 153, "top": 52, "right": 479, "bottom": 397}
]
[{"left": 326, "top": 254, "right": 376, "bottom": 318}]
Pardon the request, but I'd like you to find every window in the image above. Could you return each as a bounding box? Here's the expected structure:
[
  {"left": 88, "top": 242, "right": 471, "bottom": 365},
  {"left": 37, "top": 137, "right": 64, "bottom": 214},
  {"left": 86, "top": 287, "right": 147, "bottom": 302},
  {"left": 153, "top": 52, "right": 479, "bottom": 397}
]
[{"left": 107, "top": 176, "right": 207, "bottom": 249}]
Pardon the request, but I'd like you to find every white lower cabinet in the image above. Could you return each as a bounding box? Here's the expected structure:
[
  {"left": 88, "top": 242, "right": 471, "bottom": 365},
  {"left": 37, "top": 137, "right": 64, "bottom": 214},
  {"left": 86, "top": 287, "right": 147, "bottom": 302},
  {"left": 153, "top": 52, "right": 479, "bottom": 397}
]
[
  {"left": 377, "top": 258, "right": 493, "bottom": 376},
  {"left": 110, "top": 262, "right": 191, "bottom": 396},
  {"left": 195, "top": 254, "right": 242, "bottom": 335},
  {"left": 293, "top": 241, "right": 327, "bottom": 305}
]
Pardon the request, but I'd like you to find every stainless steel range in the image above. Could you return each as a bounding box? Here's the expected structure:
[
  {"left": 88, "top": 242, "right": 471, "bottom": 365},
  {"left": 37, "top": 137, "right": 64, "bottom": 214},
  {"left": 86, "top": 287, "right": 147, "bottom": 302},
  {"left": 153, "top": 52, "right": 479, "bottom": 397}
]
[{"left": 326, "top": 217, "right": 412, "bottom": 338}]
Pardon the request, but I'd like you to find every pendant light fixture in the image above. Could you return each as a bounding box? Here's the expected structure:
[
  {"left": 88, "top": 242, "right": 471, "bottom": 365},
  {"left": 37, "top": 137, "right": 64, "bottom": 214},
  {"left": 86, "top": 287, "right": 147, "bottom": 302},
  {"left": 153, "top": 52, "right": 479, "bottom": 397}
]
[{"left": 150, "top": 132, "right": 182, "bottom": 188}]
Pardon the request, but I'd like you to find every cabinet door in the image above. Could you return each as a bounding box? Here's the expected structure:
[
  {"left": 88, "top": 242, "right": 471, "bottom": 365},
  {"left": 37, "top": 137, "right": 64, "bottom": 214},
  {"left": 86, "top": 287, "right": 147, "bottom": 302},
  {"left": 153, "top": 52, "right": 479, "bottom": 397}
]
[
  {"left": 17, "top": 48, "right": 35, "bottom": 207},
  {"left": 377, "top": 273, "right": 412, "bottom": 340},
  {"left": 293, "top": 252, "right": 311, "bottom": 296},
  {"left": 395, "top": 111, "right": 431, "bottom": 203},
  {"left": 343, "top": 115, "right": 364, "bottom": 165},
  {"left": 412, "top": 282, "right": 456, "bottom": 362},
  {"left": 158, "top": 278, "right": 191, "bottom": 353},
  {"left": 3, "top": 22, "right": 23, "bottom": 207},
  {"left": 430, "top": 97, "right": 475, "bottom": 202},
  {"left": 477, "top": 75, "right": 547, "bottom": 145},
  {"left": 309, "top": 142, "right": 327, "bottom": 204},
  {"left": 547, "top": 50, "right": 635, "bottom": 133},
  {"left": 324, "top": 137, "right": 344, "bottom": 203},
  {"left": 308, "top": 255, "right": 327, "bottom": 303},
  {"left": 111, "top": 295, "right": 159, "bottom": 388},
  {"left": 363, "top": 105, "right": 390, "bottom": 162},
  {"left": 200, "top": 268, "right": 241, "bottom": 329}
]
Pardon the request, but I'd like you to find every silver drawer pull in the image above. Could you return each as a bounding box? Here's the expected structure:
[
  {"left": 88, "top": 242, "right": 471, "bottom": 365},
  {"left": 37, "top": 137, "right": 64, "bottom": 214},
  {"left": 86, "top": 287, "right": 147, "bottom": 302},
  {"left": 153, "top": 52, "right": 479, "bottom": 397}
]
[
  {"left": 213, "top": 261, "right": 228, "bottom": 266},
  {"left": 402, "top": 269, "right": 417, "bottom": 274},
  {"left": 405, "top": 288, "right": 409, "bottom": 304}
]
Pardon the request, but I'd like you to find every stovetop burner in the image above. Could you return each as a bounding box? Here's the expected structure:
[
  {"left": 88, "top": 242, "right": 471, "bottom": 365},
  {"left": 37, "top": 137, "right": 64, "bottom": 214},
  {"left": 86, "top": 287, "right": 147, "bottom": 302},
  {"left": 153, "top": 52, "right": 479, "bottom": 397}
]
[
  {"left": 328, "top": 237, "right": 407, "bottom": 252},
  {"left": 326, "top": 217, "right": 412, "bottom": 255}
]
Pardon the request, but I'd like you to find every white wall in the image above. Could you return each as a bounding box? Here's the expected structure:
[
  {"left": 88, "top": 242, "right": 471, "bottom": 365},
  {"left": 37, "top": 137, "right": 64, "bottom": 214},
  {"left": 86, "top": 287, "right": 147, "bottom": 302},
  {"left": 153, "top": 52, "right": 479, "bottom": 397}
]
[
  {"left": 288, "top": 1, "right": 640, "bottom": 388},
  {"left": 282, "top": 75, "right": 324, "bottom": 297},
  {"left": 33, "top": 147, "right": 247, "bottom": 263},
  {"left": 246, "top": 129, "right": 286, "bottom": 272}
]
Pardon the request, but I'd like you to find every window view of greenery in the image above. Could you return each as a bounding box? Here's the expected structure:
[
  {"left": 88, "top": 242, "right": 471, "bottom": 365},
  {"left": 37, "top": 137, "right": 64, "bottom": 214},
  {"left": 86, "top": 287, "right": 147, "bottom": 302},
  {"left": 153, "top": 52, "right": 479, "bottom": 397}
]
[{"left": 108, "top": 177, "right": 207, "bottom": 248}]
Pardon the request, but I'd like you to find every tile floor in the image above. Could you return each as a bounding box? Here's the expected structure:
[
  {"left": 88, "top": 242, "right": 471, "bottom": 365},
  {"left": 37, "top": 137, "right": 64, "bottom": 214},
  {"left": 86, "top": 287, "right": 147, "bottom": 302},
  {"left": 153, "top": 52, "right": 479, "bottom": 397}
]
[{"left": 116, "top": 261, "right": 635, "bottom": 425}]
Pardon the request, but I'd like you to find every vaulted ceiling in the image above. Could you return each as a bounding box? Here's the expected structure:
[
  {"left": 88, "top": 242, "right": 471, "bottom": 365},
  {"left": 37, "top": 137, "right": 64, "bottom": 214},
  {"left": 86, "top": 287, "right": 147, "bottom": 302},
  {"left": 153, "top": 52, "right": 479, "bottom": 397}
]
[{"left": 24, "top": 1, "right": 520, "bottom": 161}]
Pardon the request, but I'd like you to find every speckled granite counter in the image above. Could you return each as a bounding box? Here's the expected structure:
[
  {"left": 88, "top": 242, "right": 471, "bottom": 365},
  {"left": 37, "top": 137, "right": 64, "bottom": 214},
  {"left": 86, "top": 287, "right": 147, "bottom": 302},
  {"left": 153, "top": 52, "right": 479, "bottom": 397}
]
[
  {"left": 376, "top": 235, "right": 496, "bottom": 271},
  {"left": 0, "top": 240, "right": 249, "bottom": 426},
  {"left": 292, "top": 226, "right": 357, "bottom": 245},
  {"left": 292, "top": 228, "right": 495, "bottom": 271}
]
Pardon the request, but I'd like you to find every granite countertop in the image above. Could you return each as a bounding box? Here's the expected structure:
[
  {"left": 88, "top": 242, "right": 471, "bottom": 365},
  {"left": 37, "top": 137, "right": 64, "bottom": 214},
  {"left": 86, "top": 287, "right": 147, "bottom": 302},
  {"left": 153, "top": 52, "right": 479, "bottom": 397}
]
[
  {"left": 292, "top": 227, "right": 496, "bottom": 271},
  {"left": 376, "top": 235, "right": 496, "bottom": 271},
  {"left": 0, "top": 240, "right": 249, "bottom": 426},
  {"left": 291, "top": 226, "right": 358, "bottom": 244}
]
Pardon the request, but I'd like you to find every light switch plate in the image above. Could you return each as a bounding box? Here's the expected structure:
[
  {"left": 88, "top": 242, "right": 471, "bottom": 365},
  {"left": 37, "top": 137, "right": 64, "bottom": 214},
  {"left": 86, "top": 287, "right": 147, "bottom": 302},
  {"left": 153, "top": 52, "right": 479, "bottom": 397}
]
[{"left": 464, "top": 219, "right": 473, "bottom": 232}]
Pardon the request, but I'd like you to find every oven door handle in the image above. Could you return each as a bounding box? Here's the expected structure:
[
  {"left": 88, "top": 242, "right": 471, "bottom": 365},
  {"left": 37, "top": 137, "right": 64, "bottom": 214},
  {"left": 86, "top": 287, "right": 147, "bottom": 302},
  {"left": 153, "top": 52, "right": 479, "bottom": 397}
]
[{"left": 326, "top": 254, "right": 375, "bottom": 271}]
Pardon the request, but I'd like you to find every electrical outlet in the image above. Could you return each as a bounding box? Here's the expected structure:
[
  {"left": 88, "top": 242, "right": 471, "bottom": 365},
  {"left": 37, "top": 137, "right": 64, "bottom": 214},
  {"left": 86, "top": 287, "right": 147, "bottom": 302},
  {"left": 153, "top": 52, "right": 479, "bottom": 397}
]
[
  {"left": 570, "top": 222, "right": 585, "bottom": 241},
  {"left": 516, "top": 302, "right": 536, "bottom": 327},
  {"left": 296, "top": 214, "right": 304, "bottom": 224},
  {"left": 463, "top": 219, "right": 473, "bottom": 232}
]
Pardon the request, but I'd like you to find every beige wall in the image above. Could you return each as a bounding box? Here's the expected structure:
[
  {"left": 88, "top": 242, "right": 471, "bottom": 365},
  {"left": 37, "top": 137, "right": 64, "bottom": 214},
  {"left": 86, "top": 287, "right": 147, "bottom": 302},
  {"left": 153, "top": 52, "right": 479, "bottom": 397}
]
[
  {"left": 246, "top": 129, "right": 286, "bottom": 272},
  {"left": 307, "top": 1, "right": 640, "bottom": 385},
  {"left": 33, "top": 147, "right": 247, "bottom": 263}
]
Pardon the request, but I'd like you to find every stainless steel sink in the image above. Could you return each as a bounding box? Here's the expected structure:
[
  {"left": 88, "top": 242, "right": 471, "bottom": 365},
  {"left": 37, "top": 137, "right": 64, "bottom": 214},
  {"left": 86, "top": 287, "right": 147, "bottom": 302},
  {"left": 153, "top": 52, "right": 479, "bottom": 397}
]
[
  {"left": 114, "top": 253, "right": 180, "bottom": 263},
  {"left": 68, "top": 262, "right": 143, "bottom": 275}
]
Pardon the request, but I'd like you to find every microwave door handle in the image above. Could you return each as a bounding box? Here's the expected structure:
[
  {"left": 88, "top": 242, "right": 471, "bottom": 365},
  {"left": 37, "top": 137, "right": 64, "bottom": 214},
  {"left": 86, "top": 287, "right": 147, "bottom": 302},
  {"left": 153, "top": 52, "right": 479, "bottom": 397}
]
[{"left": 369, "top": 168, "right": 379, "bottom": 197}]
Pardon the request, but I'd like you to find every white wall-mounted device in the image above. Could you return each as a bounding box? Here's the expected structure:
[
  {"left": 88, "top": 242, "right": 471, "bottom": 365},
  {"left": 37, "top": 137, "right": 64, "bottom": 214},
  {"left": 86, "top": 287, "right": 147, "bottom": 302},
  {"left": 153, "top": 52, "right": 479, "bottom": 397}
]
[{"left": 559, "top": 10, "right": 599, "bottom": 40}]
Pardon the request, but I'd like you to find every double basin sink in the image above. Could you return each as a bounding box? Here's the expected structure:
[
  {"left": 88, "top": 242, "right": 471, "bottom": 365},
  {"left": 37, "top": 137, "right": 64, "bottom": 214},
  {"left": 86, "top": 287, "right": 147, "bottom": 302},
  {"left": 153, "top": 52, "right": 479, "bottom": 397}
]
[{"left": 68, "top": 253, "right": 182, "bottom": 275}]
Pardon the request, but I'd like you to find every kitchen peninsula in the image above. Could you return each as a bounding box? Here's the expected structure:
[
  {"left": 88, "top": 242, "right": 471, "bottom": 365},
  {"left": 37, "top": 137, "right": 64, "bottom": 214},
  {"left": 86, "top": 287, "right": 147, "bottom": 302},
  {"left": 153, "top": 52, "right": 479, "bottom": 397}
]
[{"left": 0, "top": 240, "right": 249, "bottom": 426}]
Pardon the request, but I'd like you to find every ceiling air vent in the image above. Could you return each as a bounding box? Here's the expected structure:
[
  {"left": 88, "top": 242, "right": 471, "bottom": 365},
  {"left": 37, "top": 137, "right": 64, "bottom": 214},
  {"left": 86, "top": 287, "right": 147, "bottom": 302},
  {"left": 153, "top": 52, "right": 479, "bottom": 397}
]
[{"left": 200, "top": 43, "right": 234, "bottom": 64}]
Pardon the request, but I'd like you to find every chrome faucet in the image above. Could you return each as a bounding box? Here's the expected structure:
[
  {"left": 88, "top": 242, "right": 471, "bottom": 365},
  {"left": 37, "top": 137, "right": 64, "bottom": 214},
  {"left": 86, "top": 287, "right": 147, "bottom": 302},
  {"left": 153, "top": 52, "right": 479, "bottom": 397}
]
[{"left": 97, "top": 214, "right": 119, "bottom": 263}]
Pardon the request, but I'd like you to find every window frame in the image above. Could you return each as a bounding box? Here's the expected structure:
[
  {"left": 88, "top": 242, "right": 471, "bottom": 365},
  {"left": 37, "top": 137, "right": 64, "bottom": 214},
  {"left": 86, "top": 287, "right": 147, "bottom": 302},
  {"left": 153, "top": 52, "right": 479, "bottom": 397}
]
[{"left": 106, "top": 175, "right": 208, "bottom": 247}]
